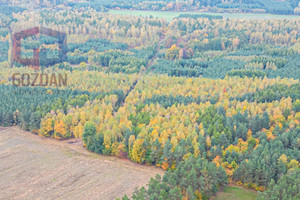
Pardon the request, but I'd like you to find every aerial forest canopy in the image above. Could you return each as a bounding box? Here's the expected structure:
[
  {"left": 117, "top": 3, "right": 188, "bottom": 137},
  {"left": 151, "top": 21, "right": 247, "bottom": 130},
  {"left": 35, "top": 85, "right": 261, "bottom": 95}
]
[
  {"left": 0, "top": 3, "right": 299, "bottom": 200},
  {"left": 2, "top": 0, "right": 300, "bottom": 15}
]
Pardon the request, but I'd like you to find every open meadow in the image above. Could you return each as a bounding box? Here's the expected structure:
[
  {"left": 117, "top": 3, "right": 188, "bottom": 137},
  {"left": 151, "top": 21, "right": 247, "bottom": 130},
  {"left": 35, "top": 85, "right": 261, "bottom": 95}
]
[{"left": 109, "top": 9, "right": 300, "bottom": 21}]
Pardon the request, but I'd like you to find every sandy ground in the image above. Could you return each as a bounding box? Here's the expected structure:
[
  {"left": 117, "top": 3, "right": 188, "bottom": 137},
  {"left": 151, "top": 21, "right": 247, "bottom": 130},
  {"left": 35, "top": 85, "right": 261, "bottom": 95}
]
[{"left": 0, "top": 127, "right": 163, "bottom": 200}]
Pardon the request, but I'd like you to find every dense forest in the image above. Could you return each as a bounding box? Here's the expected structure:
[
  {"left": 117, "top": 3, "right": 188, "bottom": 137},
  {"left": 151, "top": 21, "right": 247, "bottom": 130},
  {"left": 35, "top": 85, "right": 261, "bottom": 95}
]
[
  {"left": 2, "top": 0, "right": 300, "bottom": 15},
  {"left": 0, "top": 3, "right": 299, "bottom": 200}
]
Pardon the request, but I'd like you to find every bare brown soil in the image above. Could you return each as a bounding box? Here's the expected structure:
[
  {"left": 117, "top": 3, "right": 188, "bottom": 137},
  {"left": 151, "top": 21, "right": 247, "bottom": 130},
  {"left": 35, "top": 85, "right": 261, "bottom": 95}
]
[{"left": 0, "top": 127, "right": 163, "bottom": 200}]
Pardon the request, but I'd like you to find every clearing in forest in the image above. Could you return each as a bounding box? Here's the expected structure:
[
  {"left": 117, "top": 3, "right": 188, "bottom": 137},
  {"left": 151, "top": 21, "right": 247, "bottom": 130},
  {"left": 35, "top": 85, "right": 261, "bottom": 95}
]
[{"left": 0, "top": 127, "right": 163, "bottom": 200}]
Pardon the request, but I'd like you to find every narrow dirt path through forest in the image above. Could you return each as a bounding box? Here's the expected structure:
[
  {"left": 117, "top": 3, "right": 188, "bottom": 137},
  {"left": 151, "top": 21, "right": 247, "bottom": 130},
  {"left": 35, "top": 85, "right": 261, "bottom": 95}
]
[{"left": 118, "top": 35, "right": 165, "bottom": 109}]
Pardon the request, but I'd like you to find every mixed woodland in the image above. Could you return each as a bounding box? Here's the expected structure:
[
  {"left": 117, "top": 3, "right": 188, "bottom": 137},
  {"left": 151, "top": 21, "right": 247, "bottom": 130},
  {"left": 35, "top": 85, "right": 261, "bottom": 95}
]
[
  {"left": 0, "top": 3, "right": 299, "bottom": 200},
  {"left": 2, "top": 0, "right": 300, "bottom": 15}
]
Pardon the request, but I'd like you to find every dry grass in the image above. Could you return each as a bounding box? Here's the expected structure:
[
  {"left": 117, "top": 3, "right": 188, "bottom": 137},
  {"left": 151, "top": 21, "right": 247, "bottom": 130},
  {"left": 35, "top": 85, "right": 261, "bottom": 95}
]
[
  {"left": 212, "top": 185, "right": 257, "bottom": 200},
  {"left": 0, "top": 127, "right": 163, "bottom": 200}
]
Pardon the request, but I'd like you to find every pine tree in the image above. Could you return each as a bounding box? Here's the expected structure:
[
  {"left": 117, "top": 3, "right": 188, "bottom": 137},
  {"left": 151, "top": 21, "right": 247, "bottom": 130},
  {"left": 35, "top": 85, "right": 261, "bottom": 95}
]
[
  {"left": 163, "top": 139, "right": 173, "bottom": 167},
  {"left": 169, "top": 187, "right": 182, "bottom": 200},
  {"left": 83, "top": 121, "right": 96, "bottom": 147},
  {"left": 29, "top": 111, "right": 41, "bottom": 134}
]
